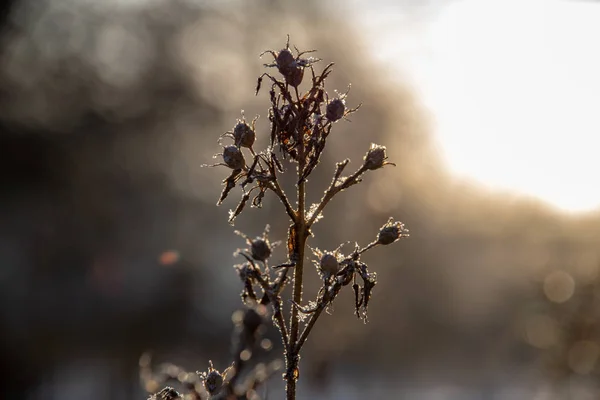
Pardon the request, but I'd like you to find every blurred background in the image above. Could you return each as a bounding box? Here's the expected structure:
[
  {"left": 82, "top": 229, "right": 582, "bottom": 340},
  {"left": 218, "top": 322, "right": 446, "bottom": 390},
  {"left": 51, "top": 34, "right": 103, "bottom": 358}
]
[{"left": 1, "top": 0, "right": 600, "bottom": 398}]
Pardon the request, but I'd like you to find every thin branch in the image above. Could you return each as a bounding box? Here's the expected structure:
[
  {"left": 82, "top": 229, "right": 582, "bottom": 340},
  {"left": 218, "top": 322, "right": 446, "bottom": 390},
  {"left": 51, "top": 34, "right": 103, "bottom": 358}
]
[
  {"left": 307, "top": 162, "right": 368, "bottom": 227},
  {"left": 358, "top": 240, "right": 379, "bottom": 256},
  {"left": 295, "top": 304, "right": 325, "bottom": 352},
  {"left": 239, "top": 254, "right": 290, "bottom": 351},
  {"left": 265, "top": 166, "right": 297, "bottom": 222},
  {"left": 286, "top": 100, "right": 308, "bottom": 400},
  {"left": 239, "top": 253, "right": 268, "bottom": 287},
  {"left": 272, "top": 298, "right": 290, "bottom": 351}
]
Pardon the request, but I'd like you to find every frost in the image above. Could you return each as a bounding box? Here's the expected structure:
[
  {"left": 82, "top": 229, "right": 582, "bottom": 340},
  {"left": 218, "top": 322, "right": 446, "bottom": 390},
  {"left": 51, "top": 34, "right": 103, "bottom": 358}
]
[{"left": 307, "top": 203, "right": 323, "bottom": 223}]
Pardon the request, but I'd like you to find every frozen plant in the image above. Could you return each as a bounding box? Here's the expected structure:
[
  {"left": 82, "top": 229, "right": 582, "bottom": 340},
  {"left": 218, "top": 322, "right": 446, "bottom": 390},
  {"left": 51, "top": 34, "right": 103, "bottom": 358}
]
[{"left": 144, "top": 36, "right": 409, "bottom": 400}]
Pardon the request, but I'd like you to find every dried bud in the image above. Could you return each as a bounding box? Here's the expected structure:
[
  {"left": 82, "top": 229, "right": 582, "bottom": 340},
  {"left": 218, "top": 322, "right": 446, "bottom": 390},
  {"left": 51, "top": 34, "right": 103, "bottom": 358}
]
[
  {"left": 320, "top": 253, "right": 339, "bottom": 277},
  {"left": 269, "top": 47, "right": 304, "bottom": 86},
  {"left": 204, "top": 370, "right": 223, "bottom": 395},
  {"left": 285, "top": 65, "right": 304, "bottom": 87},
  {"left": 235, "top": 226, "right": 278, "bottom": 262},
  {"left": 236, "top": 262, "right": 253, "bottom": 281},
  {"left": 377, "top": 218, "right": 409, "bottom": 245},
  {"left": 151, "top": 387, "right": 181, "bottom": 400},
  {"left": 233, "top": 121, "right": 256, "bottom": 148},
  {"left": 363, "top": 143, "right": 391, "bottom": 170},
  {"left": 326, "top": 98, "right": 346, "bottom": 122},
  {"left": 276, "top": 48, "right": 295, "bottom": 75},
  {"left": 199, "top": 361, "right": 226, "bottom": 395},
  {"left": 223, "top": 145, "right": 246, "bottom": 170},
  {"left": 243, "top": 305, "right": 266, "bottom": 334},
  {"left": 251, "top": 238, "right": 272, "bottom": 261}
]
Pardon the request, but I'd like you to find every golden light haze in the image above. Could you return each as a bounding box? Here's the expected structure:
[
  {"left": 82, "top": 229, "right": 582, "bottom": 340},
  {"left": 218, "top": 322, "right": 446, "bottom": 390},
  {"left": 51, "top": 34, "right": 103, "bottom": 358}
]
[{"left": 361, "top": 0, "right": 600, "bottom": 213}]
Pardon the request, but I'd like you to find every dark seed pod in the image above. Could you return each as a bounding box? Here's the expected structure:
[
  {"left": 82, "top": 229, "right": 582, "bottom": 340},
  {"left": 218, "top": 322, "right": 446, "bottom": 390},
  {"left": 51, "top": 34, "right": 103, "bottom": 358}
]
[
  {"left": 363, "top": 143, "right": 387, "bottom": 170},
  {"left": 251, "top": 238, "right": 272, "bottom": 261},
  {"left": 153, "top": 387, "right": 181, "bottom": 400},
  {"left": 285, "top": 65, "right": 304, "bottom": 87},
  {"left": 320, "top": 253, "right": 339, "bottom": 277},
  {"left": 377, "top": 217, "right": 409, "bottom": 245},
  {"left": 223, "top": 145, "right": 246, "bottom": 170},
  {"left": 326, "top": 98, "right": 346, "bottom": 122},
  {"left": 276, "top": 48, "right": 295, "bottom": 75},
  {"left": 203, "top": 370, "right": 223, "bottom": 395},
  {"left": 233, "top": 121, "right": 256, "bottom": 148},
  {"left": 236, "top": 263, "right": 251, "bottom": 279}
]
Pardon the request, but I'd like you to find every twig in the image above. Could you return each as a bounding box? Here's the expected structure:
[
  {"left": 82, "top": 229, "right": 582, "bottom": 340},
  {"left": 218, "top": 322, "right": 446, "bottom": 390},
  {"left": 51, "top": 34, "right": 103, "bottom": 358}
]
[
  {"left": 307, "top": 163, "right": 367, "bottom": 227},
  {"left": 295, "top": 304, "right": 325, "bottom": 352}
]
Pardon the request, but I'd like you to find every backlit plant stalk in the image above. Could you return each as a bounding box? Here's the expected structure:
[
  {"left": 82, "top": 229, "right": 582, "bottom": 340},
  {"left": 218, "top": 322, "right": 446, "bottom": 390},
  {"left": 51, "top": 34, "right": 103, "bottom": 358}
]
[{"left": 144, "top": 37, "right": 409, "bottom": 400}]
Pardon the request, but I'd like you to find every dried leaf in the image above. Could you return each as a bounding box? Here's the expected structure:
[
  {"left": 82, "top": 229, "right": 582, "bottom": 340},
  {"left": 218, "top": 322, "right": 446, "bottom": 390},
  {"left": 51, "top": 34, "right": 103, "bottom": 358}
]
[
  {"left": 287, "top": 224, "right": 298, "bottom": 262},
  {"left": 229, "top": 193, "right": 251, "bottom": 224}
]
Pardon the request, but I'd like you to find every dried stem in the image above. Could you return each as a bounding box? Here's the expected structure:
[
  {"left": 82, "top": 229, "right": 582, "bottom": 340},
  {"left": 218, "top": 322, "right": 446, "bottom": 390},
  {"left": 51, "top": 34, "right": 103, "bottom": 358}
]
[
  {"left": 358, "top": 240, "right": 379, "bottom": 255},
  {"left": 266, "top": 156, "right": 297, "bottom": 222},
  {"left": 146, "top": 39, "right": 409, "bottom": 400},
  {"left": 266, "top": 179, "right": 296, "bottom": 222},
  {"left": 307, "top": 162, "right": 368, "bottom": 227},
  {"left": 295, "top": 304, "right": 325, "bottom": 352},
  {"left": 272, "top": 298, "right": 290, "bottom": 351},
  {"left": 285, "top": 116, "right": 308, "bottom": 400}
]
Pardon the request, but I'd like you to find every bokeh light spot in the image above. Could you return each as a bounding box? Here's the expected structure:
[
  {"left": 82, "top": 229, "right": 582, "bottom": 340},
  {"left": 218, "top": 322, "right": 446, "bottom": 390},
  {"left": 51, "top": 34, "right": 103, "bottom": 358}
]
[
  {"left": 158, "top": 250, "right": 180, "bottom": 266},
  {"left": 543, "top": 270, "right": 575, "bottom": 303},
  {"left": 525, "top": 315, "right": 559, "bottom": 349},
  {"left": 568, "top": 340, "right": 600, "bottom": 375}
]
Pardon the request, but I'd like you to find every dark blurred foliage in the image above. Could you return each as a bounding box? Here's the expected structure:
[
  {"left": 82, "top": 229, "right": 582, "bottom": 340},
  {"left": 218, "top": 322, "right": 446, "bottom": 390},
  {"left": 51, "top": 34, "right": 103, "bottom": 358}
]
[{"left": 1, "top": 0, "right": 600, "bottom": 399}]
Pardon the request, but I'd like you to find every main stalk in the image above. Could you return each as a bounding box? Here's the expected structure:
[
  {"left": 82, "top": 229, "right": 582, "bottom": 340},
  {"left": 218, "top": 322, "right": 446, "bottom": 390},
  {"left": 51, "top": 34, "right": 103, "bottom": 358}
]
[{"left": 286, "top": 112, "right": 308, "bottom": 400}]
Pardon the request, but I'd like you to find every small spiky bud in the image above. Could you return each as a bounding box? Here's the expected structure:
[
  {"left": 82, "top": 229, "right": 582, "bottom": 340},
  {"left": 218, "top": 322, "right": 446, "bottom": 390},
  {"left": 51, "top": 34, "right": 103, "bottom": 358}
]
[
  {"left": 199, "top": 361, "right": 226, "bottom": 395},
  {"left": 363, "top": 143, "right": 393, "bottom": 170},
  {"left": 326, "top": 98, "right": 346, "bottom": 122},
  {"left": 251, "top": 238, "right": 272, "bottom": 261},
  {"left": 285, "top": 65, "right": 304, "bottom": 87},
  {"left": 235, "top": 262, "right": 253, "bottom": 281},
  {"left": 276, "top": 48, "right": 295, "bottom": 75},
  {"left": 235, "top": 225, "right": 278, "bottom": 262},
  {"left": 204, "top": 371, "right": 223, "bottom": 394},
  {"left": 233, "top": 121, "right": 256, "bottom": 148},
  {"left": 377, "top": 218, "right": 409, "bottom": 245},
  {"left": 272, "top": 48, "right": 304, "bottom": 86},
  {"left": 150, "top": 387, "right": 181, "bottom": 400},
  {"left": 223, "top": 145, "right": 246, "bottom": 170},
  {"left": 320, "top": 253, "right": 339, "bottom": 277}
]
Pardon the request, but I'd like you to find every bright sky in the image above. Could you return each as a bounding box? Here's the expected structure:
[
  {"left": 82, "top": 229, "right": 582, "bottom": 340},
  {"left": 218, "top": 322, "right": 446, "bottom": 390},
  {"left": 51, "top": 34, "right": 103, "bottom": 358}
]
[{"left": 355, "top": 0, "right": 600, "bottom": 213}]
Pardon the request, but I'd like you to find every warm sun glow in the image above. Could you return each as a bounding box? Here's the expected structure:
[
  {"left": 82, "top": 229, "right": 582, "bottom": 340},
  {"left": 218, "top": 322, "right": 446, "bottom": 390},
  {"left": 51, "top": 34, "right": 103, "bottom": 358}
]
[{"left": 362, "top": 0, "right": 600, "bottom": 213}]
